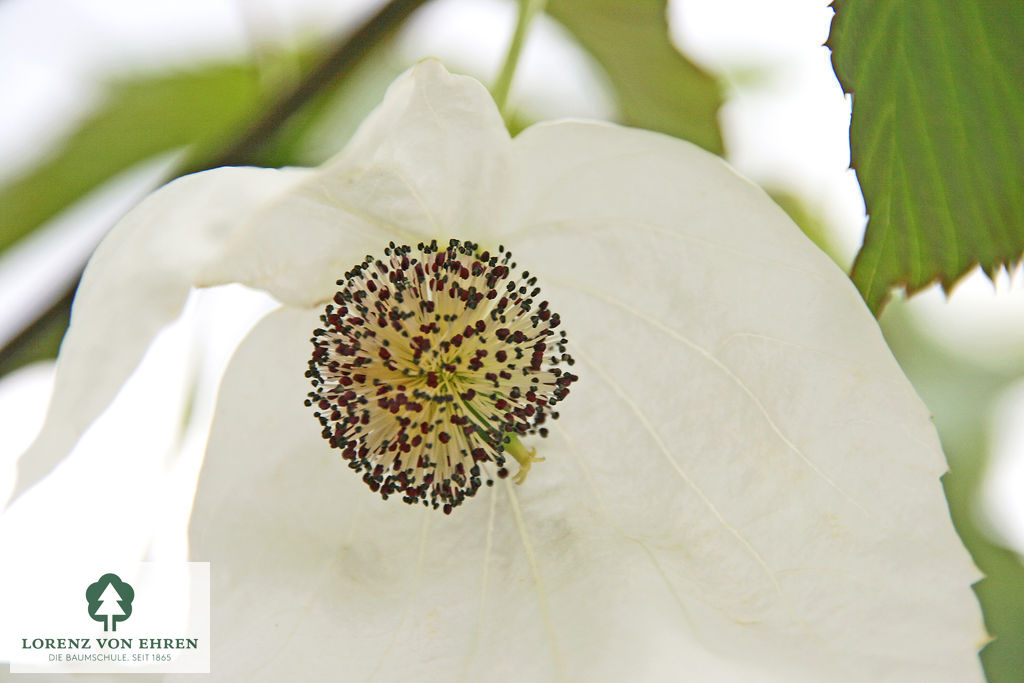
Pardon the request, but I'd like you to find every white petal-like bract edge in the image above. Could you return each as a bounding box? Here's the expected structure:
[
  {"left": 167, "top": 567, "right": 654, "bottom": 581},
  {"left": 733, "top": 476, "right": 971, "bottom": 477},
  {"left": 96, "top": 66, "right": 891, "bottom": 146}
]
[
  {"left": 10, "top": 166, "right": 310, "bottom": 500},
  {"left": 323, "top": 58, "right": 512, "bottom": 241}
]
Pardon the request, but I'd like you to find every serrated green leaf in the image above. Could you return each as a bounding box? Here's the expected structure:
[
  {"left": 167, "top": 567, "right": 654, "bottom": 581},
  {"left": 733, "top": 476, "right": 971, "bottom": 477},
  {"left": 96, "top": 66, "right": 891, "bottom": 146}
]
[
  {"left": 546, "top": 0, "right": 724, "bottom": 154},
  {"left": 0, "top": 63, "right": 267, "bottom": 254},
  {"left": 829, "top": 0, "right": 1024, "bottom": 314}
]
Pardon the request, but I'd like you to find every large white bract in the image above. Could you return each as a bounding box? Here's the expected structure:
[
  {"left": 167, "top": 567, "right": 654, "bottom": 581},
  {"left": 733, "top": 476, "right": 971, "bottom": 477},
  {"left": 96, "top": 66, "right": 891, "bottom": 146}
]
[{"left": 11, "top": 60, "right": 985, "bottom": 680}]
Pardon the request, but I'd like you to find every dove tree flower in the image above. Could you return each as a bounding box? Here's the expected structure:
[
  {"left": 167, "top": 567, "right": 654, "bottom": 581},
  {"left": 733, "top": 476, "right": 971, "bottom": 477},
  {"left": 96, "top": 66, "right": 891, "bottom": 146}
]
[{"left": 11, "top": 60, "right": 985, "bottom": 680}]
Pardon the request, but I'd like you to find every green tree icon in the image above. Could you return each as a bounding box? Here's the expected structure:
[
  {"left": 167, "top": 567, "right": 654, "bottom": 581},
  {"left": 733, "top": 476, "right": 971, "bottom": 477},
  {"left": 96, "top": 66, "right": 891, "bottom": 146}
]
[{"left": 86, "top": 573, "right": 134, "bottom": 632}]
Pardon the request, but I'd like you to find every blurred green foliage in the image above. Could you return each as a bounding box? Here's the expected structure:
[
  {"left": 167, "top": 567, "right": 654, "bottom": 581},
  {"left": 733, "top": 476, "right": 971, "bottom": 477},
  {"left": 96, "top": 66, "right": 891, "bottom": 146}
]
[
  {"left": 769, "top": 189, "right": 849, "bottom": 268},
  {"left": 0, "top": 63, "right": 270, "bottom": 254},
  {"left": 548, "top": 0, "right": 724, "bottom": 154},
  {"left": 830, "top": 0, "right": 1024, "bottom": 314},
  {"left": 0, "top": 292, "right": 71, "bottom": 379}
]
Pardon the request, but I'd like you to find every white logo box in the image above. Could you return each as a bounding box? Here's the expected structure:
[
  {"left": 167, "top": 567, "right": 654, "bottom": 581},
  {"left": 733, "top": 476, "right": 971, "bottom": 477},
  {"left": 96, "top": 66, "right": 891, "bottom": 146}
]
[{"left": 3, "top": 562, "right": 210, "bottom": 674}]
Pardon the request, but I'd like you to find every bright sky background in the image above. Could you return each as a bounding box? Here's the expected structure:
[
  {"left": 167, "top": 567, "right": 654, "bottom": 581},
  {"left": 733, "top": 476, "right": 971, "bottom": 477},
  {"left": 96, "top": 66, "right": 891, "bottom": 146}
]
[{"left": 1, "top": 0, "right": 1022, "bottom": 555}]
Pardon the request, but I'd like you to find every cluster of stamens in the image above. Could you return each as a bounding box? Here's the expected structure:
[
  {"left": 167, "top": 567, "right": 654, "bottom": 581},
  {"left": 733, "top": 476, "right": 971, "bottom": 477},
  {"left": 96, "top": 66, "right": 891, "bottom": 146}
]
[{"left": 305, "top": 239, "right": 577, "bottom": 514}]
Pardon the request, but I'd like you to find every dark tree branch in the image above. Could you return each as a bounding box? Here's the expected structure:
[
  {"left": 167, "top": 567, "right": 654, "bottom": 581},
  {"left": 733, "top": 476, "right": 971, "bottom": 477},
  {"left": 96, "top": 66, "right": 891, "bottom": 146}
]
[{"left": 190, "top": 0, "right": 428, "bottom": 171}]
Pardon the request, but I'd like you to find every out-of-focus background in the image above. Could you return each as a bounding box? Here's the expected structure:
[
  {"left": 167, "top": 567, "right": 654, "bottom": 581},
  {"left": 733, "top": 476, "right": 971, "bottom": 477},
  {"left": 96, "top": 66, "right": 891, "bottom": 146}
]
[{"left": 0, "top": 0, "right": 1021, "bottom": 679}]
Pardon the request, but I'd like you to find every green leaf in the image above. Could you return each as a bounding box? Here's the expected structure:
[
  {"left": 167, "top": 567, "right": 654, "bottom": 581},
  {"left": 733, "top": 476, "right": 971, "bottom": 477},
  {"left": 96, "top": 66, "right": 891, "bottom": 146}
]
[
  {"left": 829, "top": 0, "right": 1024, "bottom": 314},
  {"left": 0, "top": 63, "right": 267, "bottom": 254},
  {"left": 546, "top": 0, "right": 724, "bottom": 154}
]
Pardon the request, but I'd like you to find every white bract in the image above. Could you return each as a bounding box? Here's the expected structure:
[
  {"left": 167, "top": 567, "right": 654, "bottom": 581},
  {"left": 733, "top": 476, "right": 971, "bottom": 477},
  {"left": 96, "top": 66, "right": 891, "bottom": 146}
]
[{"left": 12, "top": 60, "right": 985, "bottom": 680}]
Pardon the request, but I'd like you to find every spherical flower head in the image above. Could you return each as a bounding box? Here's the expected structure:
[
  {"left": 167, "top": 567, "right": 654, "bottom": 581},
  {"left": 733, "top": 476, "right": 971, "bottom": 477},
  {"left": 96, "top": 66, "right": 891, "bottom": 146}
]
[{"left": 305, "top": 239, "right": 576, "bottom": 512}]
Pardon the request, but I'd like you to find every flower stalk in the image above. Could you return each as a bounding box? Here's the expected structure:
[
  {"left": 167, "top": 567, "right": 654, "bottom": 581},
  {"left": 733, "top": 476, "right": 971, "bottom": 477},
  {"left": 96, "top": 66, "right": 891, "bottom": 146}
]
[{"left": 492, "top": 0, "right": 548, "bottom": 119}]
